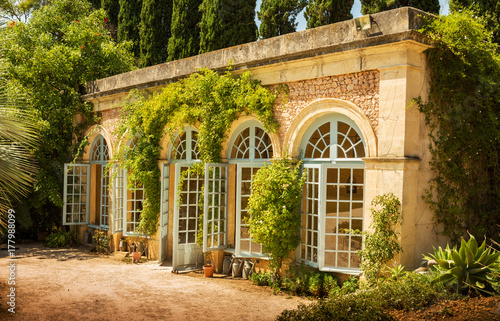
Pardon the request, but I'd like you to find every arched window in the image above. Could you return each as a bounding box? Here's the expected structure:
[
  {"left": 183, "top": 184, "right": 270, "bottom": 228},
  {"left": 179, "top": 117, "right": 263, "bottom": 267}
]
[
  {"left": 300, "top": 116, "right": 365, "bottom": 273},
  {"left": 230, "top": 123, "right": 273, "bottom": 160},
  {"left": 170, "top": 128, "right": 200, "bottom": 161},
  {"left": 228, "top": 121, "right": 273, "bottom": 257},
  {"left": 90, "top": 135, "right": 110, "bottom": 229}
]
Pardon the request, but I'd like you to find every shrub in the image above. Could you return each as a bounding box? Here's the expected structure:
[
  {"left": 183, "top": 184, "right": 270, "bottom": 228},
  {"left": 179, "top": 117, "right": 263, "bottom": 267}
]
[
  {"left": 371, "top": 273, "right": 442, "bottom": 311},
  {"left": 251, "top": 271, "right": 273, "bottom": 287},
  {"left": 281, "top": 264, "right": 339, "bottom": 297},
  {"left": 43, "top": 229, "right": 78, "bottom": 248},
  {"left": 247, "top": 158, "right": 306, "bottom": 279},
  {"left": 277, "top": 294, "right": 392, "bottom": 321},
  {"left": 358, "top": 193, "right": 402, "bottom": 284}
]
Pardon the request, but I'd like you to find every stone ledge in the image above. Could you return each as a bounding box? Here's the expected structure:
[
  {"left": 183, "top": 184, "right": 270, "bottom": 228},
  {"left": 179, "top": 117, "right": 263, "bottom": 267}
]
[{"left": 83, "top": 7, "right": 434, "bottom": 101}]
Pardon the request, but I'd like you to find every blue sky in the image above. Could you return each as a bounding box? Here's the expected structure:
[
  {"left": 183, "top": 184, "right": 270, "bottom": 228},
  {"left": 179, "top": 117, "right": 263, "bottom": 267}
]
[{"left": 256, "top": 0, "right": 450, "bottom": 31}]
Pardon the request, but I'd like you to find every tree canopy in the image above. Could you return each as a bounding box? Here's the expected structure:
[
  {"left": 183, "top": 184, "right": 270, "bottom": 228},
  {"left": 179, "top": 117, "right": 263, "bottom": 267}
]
[
  {"left": 1, "top": 0, "right": 134, "bottom": 232},
  {"left": 304, "top": 0, "right": 353, "bottom": 29},
  {"left": 139, "top": 0, "right": 172, "bottom": 66},
  {"left": 167, "top": 0, "right": 203, "bottom": 61},
  {"left": 361, "top": 0, "right": 440, "bottom": 15},
  {"left": 450, "top": 0, "right": 500, "bottom": 46},
  {"left": 257, "top": 0, "right": 306, "bottom": 39},
  {"left": 199, "top": 0, "right": 258, "bottom": 54}
]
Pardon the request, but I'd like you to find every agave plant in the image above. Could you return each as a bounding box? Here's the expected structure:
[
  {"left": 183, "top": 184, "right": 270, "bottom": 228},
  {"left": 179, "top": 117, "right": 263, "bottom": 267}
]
[{"left": 426, "top": 234, "right": 500, "bottom": 295}]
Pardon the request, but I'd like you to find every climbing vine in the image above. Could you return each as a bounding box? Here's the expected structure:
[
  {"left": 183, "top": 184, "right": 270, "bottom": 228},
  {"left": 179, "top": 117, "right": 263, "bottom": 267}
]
[
  {"left": 114, "top": 68, "right": 279, "bottom": 236},
  {"left": 417, "top": 11, "right": 500, "bottom": 242}
]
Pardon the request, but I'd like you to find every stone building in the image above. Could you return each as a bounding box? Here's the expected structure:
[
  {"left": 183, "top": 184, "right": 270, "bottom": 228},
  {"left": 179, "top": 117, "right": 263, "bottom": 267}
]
[{"left": 65, "top": 7, "right": 444, "bottom": 274}]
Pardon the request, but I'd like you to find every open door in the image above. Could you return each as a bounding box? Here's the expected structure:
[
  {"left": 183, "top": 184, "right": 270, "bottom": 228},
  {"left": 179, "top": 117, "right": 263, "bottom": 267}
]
[
  {"left": 63, "top": 164, "right": 90, "bottom": 225},
  {"left": 172, "top": 164, "right": 203, "bottom": 272},
  {"left": 203, "top": 163, "right": 228, "bottom": 252},
  {"left": 159, "top": 163, "right": 169, "bottom": 262}
]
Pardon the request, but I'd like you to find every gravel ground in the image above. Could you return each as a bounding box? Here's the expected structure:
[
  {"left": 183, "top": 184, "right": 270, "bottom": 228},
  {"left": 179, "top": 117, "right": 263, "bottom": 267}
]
[{"left": 0, "top": 243, "right": 309, "bottom": 321}]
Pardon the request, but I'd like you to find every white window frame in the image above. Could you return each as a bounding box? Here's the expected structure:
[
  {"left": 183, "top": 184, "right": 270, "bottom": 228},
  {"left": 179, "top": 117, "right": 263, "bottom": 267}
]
[
  {"left": 299, "top": 115, "right": 366, "bottom": 274},
  {"left": 63, "top": 163, "right": 90, "bottom": 225},
  {"left": 90, "top": 134, "right": 110, "bottom": 230},
  {"left": 112, "top": 164, "right": 125, "bottom": 233},
  {"left": 123, "top": 173, "right": 144, "bottom": 236},
  {"left": 203, "top": 163, "right": 228, "bottom": 252}
]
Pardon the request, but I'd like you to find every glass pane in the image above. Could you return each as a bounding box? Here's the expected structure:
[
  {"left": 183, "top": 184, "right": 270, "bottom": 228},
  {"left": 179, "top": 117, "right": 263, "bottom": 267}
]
[{"left": 338, "top": 253, "right": 349, "bottom": 267}]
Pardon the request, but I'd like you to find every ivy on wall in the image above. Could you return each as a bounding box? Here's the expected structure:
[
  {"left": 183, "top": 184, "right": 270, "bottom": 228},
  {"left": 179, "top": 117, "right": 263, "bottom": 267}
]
[
  {"left": 417, "top": 11, "right": 500, "bottom": 242},
  {"left": 114, "top": 68, "right": 279, "bottom": 236}
]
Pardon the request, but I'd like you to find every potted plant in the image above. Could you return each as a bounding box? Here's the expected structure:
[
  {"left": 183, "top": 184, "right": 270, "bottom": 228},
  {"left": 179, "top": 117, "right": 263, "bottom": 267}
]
[{"left": 203, "top": 251, "right": 215, "bottom": 277}]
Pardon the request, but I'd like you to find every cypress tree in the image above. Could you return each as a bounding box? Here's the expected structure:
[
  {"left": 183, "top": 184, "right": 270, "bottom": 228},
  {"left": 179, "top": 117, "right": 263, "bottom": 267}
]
[
  {"left": 118, "top": 0, "right": 143, "bottom": 58},
  {"left": 361, "top": 0, "right": 440, "bottom": 15},
  {"left": 257, "top": 0, "right": 306, "bottom": 39},
  {"left": 199, "top": 0, "right": 258, "bottom": 54},
  {"left": 450, "top": 0, "right": 500, "bottom": 46},
  {"left": 304, "top": 0, "right": 353, "bottom": 29},
  {"left": 167, "top": 0, "right": 203, "bottom": 61},
  {"left": 139, "top": 0, "right": 173, "bottom": 67},
  {"left": 102, "top": 0, "right": 120, "bottom": 41},
  {"left": 88, "top": 0, "right": 101, "bottom": 8}
]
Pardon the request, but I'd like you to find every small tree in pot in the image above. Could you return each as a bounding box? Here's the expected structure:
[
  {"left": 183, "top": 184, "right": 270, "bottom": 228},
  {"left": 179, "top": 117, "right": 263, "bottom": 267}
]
[{"left": 247, "top": 157, "right": 306, "bottom": 282}]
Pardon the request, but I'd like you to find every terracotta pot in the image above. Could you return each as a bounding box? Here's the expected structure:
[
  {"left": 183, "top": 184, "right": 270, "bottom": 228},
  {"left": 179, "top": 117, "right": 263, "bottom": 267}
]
[
  {"left": 132, "top": 251, "right": 141, "bottom": 263},
  {"left": 203, "top": 264, "right": 215, "bottom": 277}
]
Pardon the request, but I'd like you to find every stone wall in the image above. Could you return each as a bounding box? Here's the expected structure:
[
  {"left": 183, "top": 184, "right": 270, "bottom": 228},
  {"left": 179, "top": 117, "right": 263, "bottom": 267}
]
[{"left": 274, "top": 70, "right": 379, "bottom": 144}]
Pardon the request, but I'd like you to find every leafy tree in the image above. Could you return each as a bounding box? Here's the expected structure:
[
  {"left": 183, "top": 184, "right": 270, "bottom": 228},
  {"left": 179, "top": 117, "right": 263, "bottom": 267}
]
[
  {"left": 304, "top": 0, "right": 353, "bottom": 29},
  {"left": 0, "top": 0, "right": 47, "bottom": 22},
  {"left": 167, "top": 0, "right": 202, "bottom": 61},
  {"left": 257, "top": 0, "right": 306, "bottom": 39},
  {"left": 450, "top": 0, "right": 500, "bottom": 46},
  {"left": 199, "top": 0, "right": 258, "bottom": 54},
  {"left": 361, "top": 0, "right": 440, "bottom": 15},
  {"left": 139, "top": 0, "right": 172, "bottom": 67},
  {"left": 101, "top": 0, "right": 119, "bottom": 40},
  {"left": 1, "top": 0, "right": 134, "bottom": 232},
  {"left": 88, "top": 0, "right": 101, "bottom": 9},
  {"left": 247, "top": 158, "right": 306, "bottom": 279},
  {"left": 118, "top": 0, "right": 142, "bottom": 58}
]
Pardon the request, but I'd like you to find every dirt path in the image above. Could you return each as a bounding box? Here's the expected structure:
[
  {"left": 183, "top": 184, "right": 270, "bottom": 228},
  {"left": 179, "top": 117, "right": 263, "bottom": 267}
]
[{"left": 0, "top": 243, "right": 309, "bottom": 321}]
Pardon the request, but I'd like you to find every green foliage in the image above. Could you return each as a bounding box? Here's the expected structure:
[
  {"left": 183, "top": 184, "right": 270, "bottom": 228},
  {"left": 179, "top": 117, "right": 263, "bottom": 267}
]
[
  {"left": 199, "top": 0, "right": 258, "bottom": 54},
  {"left": 118, "top": 0, "right": 143, "bottom": 58},
  {"left": 139, "top": 0, "right": 172, "bottom": 67},
  {"left": 43, "top": 228, "right": 78, "bottom": 248},
  {"left": 251, "top": 270, "right": 274, "bottom": 286},
  {"left": 101, "top": 0, "right": 119, "bottom": 40},
  {"left": 0, "top": 65, "right": 38, "bottom": 226},
  {"left": 0, "top": 0, "right": 46, "bottom": 23},
  {"left": 91, "top": 229, "right": 113, "bottom": 254},
  {"left": 277, "top": 292, "right": 392, "bottom": 321},
  {"left": 366, "top": 272, "right": 443, "bottom": 311},
  {"left": 167, "top": 0, "right": 202, "bottom": 61},
  {"left": 246, "top": 158, "right": 306, "bottom": 277},
  {"left": 1, "top": 0, "right": 134, "bottom": 232},
  {"left": 281, "top": 264, "right": 341, "bottom": 297},
  {"left": 279, "top": 273, "right": 443, "bottom": 320},
  {"left": 358, "top": 193, "right": 402, "bottom": 284},
  {"left": 116, "top": 68, "right": 278, "bottom": 235},
  {"left": 361, "top": 0, "right": 440, "bottom": 15},
  {"left": 257, "top": 0, "right": 306, "bottom": 39},
  {"left": 304, "top": 0, "right": 353, "bottom": 29},
  {"left": 426, "top": 234, "right": 500, "bottom": 295},
  {"left": 417, "top": 11, "right": 500, "bottom": 242},
  {"left": 450, "top": 0, "right": 500, "bottom": 46},
  {"left": 385, "top": 264, "right": 406, "bottom": 281}
]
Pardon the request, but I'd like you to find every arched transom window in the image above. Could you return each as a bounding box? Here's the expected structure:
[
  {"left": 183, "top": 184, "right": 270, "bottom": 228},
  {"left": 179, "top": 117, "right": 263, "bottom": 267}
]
[
  {"left": 90, "top": 135, "right": 110, "bottom": 163},
  {"left": 230, "top": 123, "right": 273, "bottom": 161},
  {"left": 170, "top": 128, "right": 200, "bottom": 161},
  {"left": 300, "top": 115, "right": 366, "bottom": 273},
  {"left": 304, "top": 121, "right": 365, "bottom": 160}
]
